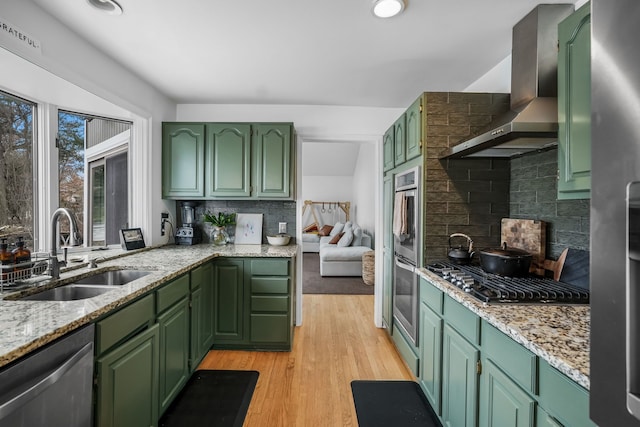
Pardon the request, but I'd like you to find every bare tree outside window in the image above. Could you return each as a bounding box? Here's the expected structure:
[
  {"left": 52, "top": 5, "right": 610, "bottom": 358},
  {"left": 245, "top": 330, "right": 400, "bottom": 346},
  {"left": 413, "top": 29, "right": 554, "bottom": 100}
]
[
  {"left": 0, "top": 91, "right": 35, "bottom": 250},
  {"left": 57, "top": 111, "right": 85, "bottom": 245}
]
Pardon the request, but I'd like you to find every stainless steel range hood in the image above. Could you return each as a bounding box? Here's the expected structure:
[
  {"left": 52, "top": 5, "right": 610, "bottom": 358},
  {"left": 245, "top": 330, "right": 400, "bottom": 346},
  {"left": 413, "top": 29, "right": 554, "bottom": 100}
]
[{"left": 441, "top": 3, "right": 575, "bottom": 159}]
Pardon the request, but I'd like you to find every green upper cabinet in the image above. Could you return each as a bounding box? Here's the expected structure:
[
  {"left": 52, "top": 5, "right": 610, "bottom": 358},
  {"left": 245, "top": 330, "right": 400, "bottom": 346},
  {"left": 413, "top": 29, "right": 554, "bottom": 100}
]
[
  {"left": 405, "top": 95, "right": 423, "bottom": 161},
  {"left": 253, "top": 124, "right": 292, "bottom": 198},
  {"left": 162, "top": 122, "right": 295, "bottom": 200},
  {"left": 383, "top": 94, "right": 423, "bottom": 174},
  {"left": 557, "top": 2, "right": 591, "bottom": 200},
  {"left": 206, "top": 123, "right": 251, "bottom": 198},
  {"left": 383, "top": 126, "right": 395, "bottom": 172},
  {"left": 393, "top": 114, "right": 407, "bottom": 167},
  {"left": 162, "top": 123, "right": 205, "bottom": 198}
]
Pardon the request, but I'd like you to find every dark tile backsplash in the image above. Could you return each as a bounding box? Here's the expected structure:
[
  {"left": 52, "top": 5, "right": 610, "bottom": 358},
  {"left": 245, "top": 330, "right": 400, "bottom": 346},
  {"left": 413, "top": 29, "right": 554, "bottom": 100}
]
[
  {"left": 423, "top": 92, "right": 511, "bottom": 264},
  {"left": 176, "top": 200, "right": 297, "bottom": 244},
  {"left": 510, "top": 149, "right": 590, "bottom": 258}
]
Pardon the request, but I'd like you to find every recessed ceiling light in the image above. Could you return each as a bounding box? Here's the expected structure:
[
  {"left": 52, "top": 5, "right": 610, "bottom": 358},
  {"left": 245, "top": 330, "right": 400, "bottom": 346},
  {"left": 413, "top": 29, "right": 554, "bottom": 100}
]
[
  {"left": 87, "top": 0, "right": 123, "bottom": 16},
  {"left": 372, "top": 0, "right": 406, "bottom": 18}
]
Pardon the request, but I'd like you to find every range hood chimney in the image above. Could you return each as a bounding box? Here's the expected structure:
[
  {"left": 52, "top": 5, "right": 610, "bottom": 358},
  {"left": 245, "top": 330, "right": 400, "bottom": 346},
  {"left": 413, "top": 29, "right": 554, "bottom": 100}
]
[{"left": 441, "top": 3, "right": 575, "bottom": 159}]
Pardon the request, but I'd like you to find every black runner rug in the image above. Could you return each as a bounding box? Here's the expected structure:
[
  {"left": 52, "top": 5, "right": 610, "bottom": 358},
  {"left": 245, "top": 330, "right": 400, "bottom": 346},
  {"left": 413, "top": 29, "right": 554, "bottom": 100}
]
[
  {"left": 351, "top": 380, "right": 441, "bottom": 427},
  {"left": 160, "top": 369, "right": 259, "bottom": 427}
]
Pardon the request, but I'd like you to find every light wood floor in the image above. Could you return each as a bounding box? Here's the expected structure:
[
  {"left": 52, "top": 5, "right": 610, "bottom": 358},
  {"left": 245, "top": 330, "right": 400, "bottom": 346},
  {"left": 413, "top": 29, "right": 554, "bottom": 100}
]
[{"left": 198, "top": 294, "right": 414, "bottom": 426}]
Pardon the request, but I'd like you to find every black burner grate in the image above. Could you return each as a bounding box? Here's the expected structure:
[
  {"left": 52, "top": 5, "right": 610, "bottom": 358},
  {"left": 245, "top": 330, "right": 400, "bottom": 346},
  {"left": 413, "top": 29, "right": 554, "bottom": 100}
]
[{"left": 427, "top": 260, "right": 590, "bottom": 304}]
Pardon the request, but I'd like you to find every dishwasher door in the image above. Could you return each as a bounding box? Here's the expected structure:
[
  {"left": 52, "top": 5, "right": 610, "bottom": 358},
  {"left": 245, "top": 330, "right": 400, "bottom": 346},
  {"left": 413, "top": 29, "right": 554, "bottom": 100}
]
[{"left": 0, "top": 324, "right": 95, "bottom": 427}]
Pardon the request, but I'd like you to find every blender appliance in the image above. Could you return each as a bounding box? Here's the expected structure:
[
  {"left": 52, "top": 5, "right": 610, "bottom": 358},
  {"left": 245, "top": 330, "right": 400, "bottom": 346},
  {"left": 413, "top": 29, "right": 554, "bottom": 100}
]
[{"left": 175, "top": 202, "right": 201, "bottom": 245}]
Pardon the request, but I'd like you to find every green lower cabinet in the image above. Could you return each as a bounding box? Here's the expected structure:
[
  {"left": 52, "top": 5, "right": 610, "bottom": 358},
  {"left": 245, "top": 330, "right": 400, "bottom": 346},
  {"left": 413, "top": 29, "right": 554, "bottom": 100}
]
[
  {"left": 213, "top": 259, "right": 245, "bottom": 343},
  {"left": 537, "top": 360, "right": 596, "bottom": 427},
  {"left": 479, "top": 358, "right": 535, "bottom": 427},
  {"left": 441, "top": 323, "right": 479, "bottom": 427},
  {"left": 190, "top": 262, "right": 214, "bottom": 370},
  {"left": 213, "top": 258, "right": 294, "bottom": 350},
  {"left": 95, "top": 323, "right": 160, "bottom": 427},
  {"left": 536, "top": 407, "right": 563, "bottom": 427},
  {"left": 419, "top": 301, "right": 443, "bottom": 415},
  {"left": 157, "top": 296, "right": 190, "bottom": 414}
]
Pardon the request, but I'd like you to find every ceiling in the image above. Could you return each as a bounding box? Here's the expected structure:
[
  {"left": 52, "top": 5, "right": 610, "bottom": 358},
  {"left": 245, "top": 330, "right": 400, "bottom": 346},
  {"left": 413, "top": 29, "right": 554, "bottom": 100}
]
[{"left": 31, "top": 0, "right": 581, "bottom": 109}]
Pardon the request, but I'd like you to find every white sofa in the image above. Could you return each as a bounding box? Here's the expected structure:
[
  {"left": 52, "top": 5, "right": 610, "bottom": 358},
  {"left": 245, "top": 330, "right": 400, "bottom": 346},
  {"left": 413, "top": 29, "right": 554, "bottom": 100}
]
[{"left": 319, "top": 222, "right": 372, "bottom": 276}]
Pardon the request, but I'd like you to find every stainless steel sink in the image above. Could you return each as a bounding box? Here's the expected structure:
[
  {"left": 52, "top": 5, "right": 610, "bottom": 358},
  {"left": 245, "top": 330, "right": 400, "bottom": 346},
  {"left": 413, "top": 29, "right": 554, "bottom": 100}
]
[
  {"left": 72, "top": 270, "right": 152, "bottom": 286},
  {"left": 10, "top": 269, "right": 153, "bottom": 301},
  {"left": 18, "top": 284, "right": 116, "bottom": 301}
]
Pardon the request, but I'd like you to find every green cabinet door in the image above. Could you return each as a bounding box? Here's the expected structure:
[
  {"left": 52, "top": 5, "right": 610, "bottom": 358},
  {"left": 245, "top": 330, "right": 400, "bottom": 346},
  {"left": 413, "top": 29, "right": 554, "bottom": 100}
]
[
  {"left": 157, "top": 296, "right": 190, "bottom": 415},
  {"left": 405, "top": 96, "right": 423, "bottom": 161},
  {"left": 536, "top": 407, "right": 563, "bottom": 427},
  {"left": 479, "top": 358, "right": 535, "bottom": 427},
  {"left": 190, "top": 262, "right": 214, "bottom": 370},
  {"left": 393, "top": 114, "right": 407, "bottom": 167},
  {"left": 206, "top": 123, "right": 251, "bottom": 198},
  {"left": 419, "top": 302, "right": 443, "bottom": 415},
  {"left": 162, "top": 123, "right": 205, "bottom": 198},
  {"left": 382, "top": 175, "right": 393, "bottom": 328},
  {"left": 95, "top": 324, "right": 160, "bottom": 427},
  {"left": 557, "top": 3, "right": 591, "bottom": 200},
  {"left": 253, "top": 124, "right": 292, "bottom": 198},
  {"left": 383, "top": 126, "right": 395, "bottom": 172},
  {"left": 213, "top": 259, "right": 245, "bottom": 342},
  {"left": 441, "top": 323, "right": 479, "bottom": 427}
]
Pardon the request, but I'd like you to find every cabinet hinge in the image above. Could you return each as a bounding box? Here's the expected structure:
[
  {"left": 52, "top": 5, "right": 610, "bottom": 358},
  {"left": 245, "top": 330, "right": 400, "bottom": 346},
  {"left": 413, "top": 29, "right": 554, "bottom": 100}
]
[
  {"left": 419, "top": 104, "right": 423, "bottom": 113},
  {"left": 93, "top": 374, "right": 99, "bottom": 387},
  {"left": 476, "top": 360, "right": 482, "bottom": 375}
]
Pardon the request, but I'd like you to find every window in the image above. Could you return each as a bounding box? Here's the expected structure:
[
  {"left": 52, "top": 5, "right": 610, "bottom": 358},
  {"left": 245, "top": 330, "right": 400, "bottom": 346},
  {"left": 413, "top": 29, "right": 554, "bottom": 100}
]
[
  {"left": 0, "top": 90, "right": 36, "bottom": 249},
  {"left": 57, "top": 111, "right": 131, "bottom": 248}
]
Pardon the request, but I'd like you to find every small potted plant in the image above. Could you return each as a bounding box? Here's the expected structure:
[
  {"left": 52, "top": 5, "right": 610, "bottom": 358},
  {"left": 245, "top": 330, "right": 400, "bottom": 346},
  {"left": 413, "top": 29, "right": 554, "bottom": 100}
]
[{"left": 202, "top": 211, "right": 236, "bottom": 246}]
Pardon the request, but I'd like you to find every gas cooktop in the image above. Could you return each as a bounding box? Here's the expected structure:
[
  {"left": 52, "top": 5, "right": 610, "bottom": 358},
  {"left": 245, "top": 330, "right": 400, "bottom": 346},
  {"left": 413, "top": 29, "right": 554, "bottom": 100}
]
[{"left": 426, "top": 260, "right": 590, "bottom": 304}]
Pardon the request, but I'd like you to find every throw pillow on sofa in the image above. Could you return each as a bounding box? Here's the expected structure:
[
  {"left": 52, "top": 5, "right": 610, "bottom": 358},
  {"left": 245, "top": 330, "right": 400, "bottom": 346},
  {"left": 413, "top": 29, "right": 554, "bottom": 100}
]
[
  {"left": 337, "top": 229, "right": 354, "bottom": 247},
  {"left": 329, "top": 222, "right": 345, "bottom": 237},
  {"left": 352, "top": 226, "right": 363, "bottom": 246},
  {"left": 329, "top": 232, "right": 344, "bottom": 244},
  {"left": 318, "top": 224, "right": 333, "bottom": 236}
]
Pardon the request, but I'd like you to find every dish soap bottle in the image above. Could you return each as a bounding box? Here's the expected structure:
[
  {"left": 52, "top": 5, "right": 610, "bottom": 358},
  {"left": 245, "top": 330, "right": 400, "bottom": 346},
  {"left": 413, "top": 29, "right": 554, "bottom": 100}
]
[
  {"left": 12, "top": 237, "right": 31, "bottom": 279},
  {"left": 0, "top": 238, "right": 14, "bottom": 283}
]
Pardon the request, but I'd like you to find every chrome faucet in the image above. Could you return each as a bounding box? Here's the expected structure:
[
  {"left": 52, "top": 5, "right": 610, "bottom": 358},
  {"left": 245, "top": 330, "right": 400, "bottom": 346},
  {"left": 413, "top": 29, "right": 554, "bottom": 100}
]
[{"left": 49, "top": 207, "right": 81, "bottom": 279}]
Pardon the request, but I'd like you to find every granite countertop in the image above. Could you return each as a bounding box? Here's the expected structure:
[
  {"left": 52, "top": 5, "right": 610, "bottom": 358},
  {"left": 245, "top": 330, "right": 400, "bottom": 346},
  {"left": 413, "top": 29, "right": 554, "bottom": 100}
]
[
  {"left": 417, "top": 268, "right": 590, "bottom": 390},
  {"left": 0, "top": 243, "right": 298, "bottom": 368}
]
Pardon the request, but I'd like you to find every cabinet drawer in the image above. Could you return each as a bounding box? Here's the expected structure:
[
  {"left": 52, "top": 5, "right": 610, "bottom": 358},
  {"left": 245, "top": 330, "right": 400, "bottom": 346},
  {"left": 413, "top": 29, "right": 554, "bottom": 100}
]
[
  {"left": 96, "top": 293, "right": 155, "bottom": 355},
  {"left": 443, "top": 295, "right": 480, "bottom": 345},
  {"left": 538, "top": 360, "right": 596, "bottom": 427},
  {"left": 250, "top": 259, "right": 289, "bottom": 276},
  {"left": 482, "top": 321, "right": 537, "bottom": 394},
  {"left": 250, "top": 314, "right": 289, "bottom": 343},
  {"left": 157, "top": 274, "right": 190, "bottom": 313},
  {"left": 251, "top": 295, "right": 289, "bottom": 312},
  {"left": 251, "top": 277, "right": 289, "bottom": 294},
  {"left": 420, "top": 277, "right": 443, "bottom": 314}
]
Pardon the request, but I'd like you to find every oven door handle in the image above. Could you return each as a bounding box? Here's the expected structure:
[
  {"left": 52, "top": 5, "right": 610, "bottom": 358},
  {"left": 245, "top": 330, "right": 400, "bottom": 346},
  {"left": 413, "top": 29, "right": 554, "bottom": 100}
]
[{"left": 395, "top": 257, "right": 416, "bottom": 273}]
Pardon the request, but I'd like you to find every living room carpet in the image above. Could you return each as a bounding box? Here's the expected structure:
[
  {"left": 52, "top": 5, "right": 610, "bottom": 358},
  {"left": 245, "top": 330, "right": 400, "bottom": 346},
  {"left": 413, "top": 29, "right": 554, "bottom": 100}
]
[
  {"left": 351, "top": 380, "right": 441, "bottom": 427},
  {"left": 303, "top": 252, "right": 374, "bottom": 295},
  {"left": 159, "top": 370, "right": 259, "bottom": 427}
]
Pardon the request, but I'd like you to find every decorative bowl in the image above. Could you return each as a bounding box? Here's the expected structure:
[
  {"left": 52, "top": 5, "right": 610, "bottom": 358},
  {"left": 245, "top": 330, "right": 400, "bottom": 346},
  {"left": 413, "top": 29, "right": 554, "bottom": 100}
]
[{"left": 267, "top": 234, "right": 290, "bottom": 246}]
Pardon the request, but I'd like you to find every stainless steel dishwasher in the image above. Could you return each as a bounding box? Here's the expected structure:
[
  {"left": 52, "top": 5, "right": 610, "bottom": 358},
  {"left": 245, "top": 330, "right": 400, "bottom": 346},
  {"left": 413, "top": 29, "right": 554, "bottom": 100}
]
[{"left": 0, "top": 324, "right": 95, "bottom": 427}]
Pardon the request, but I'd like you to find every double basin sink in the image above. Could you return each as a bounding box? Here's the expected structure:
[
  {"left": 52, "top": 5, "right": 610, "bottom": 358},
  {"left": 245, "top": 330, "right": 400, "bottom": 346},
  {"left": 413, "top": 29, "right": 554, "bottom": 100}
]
[{"left": 13, "top": 269, "right": 152, "bottom": 301}]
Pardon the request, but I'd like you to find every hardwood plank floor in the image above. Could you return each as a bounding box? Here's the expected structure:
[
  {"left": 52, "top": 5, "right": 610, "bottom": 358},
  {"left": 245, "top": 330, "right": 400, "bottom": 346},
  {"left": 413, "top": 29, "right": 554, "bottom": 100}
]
[{"left": 198, "top": 294, "right": 413, "bottom": 426}]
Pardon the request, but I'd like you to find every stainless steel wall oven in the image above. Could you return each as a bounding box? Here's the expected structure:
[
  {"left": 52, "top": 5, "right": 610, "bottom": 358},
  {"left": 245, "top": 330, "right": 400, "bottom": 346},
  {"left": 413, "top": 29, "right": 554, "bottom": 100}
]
[{"left": 393, "top": 166, "right": 421, "bottom": 345}]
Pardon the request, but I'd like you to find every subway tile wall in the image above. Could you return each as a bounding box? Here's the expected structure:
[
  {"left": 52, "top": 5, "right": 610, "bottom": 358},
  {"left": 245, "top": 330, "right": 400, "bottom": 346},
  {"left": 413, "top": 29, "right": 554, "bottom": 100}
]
[
  {"left": 177, "top": 200, "right": 297, "bottom": 244},
  {"left": 510, "top": 148, "right": 590, "bottom": 258},
  {"left": 423, "top": 92, "right": 511, "bottom": 264}
]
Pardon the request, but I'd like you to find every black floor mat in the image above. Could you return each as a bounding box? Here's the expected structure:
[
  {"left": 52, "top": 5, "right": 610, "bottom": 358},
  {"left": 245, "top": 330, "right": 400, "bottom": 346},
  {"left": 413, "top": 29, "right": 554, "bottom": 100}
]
[
  {"left": 160, "top": 370, "right": 259, "bottom": 427},
  {"left": 351, "top": 380, "right": 441, "bottom": 427}
]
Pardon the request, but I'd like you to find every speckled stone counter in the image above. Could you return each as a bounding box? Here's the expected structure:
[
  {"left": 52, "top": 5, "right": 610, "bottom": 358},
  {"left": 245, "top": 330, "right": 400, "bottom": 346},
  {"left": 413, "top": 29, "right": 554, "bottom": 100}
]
[
  {"left": 417, "top": 268, "right": 590, "bottom": 390},
  {"left": 0, "top": 243, "right": 298, "bottom": 368}
]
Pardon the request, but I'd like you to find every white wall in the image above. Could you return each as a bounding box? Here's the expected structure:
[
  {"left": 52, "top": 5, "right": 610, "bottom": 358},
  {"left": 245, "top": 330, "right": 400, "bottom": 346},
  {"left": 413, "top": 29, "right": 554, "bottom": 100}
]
[
  {"left": 351, "top": 142, "right": 376, "bottom": 237},
  {"left": 0, "top": 0, "right": 176, "bottom": 247}
]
